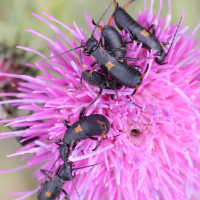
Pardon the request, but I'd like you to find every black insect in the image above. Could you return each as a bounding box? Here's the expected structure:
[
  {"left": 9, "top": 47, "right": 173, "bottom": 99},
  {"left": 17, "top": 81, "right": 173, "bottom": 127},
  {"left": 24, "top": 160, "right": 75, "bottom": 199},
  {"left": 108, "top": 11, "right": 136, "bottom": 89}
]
[
  {"left": 92, "top": 18, "right": 143, "bottom": 70},
  {"left": 71, "top": 50, "right": 121, "bottom": 114},
  {"left": 111, "top": 0, "right": 182, "bottom": 65},
  {"left": 46, "top": 1, "right": 150, "bottom": 95},
  {"left": 56, "top": 108, "right": 110, "bottom": 162},
  {"left": 16, "top": 136, "right": 39, "bottom": 146},
  {"left": 81, "top": 36, "right": 149, "bottom": 95},
  {"left": 38, "top": 161, "right": 100, "bottom": 200}
]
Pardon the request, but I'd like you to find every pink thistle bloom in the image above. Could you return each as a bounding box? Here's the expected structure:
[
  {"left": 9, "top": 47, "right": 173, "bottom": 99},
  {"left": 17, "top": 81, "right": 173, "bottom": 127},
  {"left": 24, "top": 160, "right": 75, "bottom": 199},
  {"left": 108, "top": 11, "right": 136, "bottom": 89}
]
[
  {"left": 0, "top": 41, "right": 36, "bottom": 118},
  {"left": 1, "top": 0, "right": 200, "bottom": 200}
]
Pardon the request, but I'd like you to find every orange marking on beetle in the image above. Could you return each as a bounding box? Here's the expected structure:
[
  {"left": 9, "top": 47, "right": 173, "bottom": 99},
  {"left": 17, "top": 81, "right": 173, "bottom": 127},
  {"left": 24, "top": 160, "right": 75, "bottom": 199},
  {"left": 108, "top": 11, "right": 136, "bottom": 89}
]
[
  {"left": 45, "top": 191, "right": 52, "bottom": 197},
  {"left": 135, "top": 84, "right": 139, "bottom": 90},
  {"left": 74, "top": 124, "right": 83, "bottom": 133},
  {"left": 100, "top": 47, "right": 106, "bottom": 52},
  {"left": 97, "top": 25, "right": 104, "bottom": 31},
  {"left": 119, "top": 59, "right": 123, "bottom": 62},
  {"left": 160, "top": 42, "right": 164, "bottom": 49},
  {"left": 96, "top": 120, "right": 105, "bottom": 126},
  {"left": 105, "top": 61, "right": 115, "bottom": 71},
  {"left": 71, "top": 139, "right": 75, "bottom": 146},
  {"left": 122, "top": 1, "right": 132, "bottom": 10},
  {"left": 91, "top": 55, "right": 96, "bottom": 61},
  {"left": 108, "top": 16, "right": 114, "bottom": 26},
  {"left": 114, "top": 0, "right": 118, "bottom": 8},
  {"left": 140, "top": 29, "right": 150, "bottom": 37},
  {"left": 62, "top": 183, "right": 66, "bottom": 188},
  {"left": 61, "top": 134, "right": 65, "bottom": 140},
  {"left": 89, "top": 70, "right": 93, "bottom": 75},
  {"left": 52, "top": 175, "right": 57, "bottom": 180}
]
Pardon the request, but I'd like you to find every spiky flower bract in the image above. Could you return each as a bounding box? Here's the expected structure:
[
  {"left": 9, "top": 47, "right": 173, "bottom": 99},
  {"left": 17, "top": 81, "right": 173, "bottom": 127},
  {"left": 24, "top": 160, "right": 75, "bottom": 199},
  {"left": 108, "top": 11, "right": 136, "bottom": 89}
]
[
  {"left": 1, "top": 1, "right": 200, "bottom": 200},
  {"left": 0, "top": 39, "right": 37, "bottom": 119}
]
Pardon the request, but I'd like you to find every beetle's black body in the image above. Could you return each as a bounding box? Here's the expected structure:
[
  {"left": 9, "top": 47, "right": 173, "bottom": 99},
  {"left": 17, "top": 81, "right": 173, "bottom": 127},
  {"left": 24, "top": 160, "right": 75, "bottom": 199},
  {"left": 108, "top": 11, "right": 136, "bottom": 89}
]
[
  {"left": 101, "top": 25, "right": 126, "bottom": 59},
  {"left": 91, "top": 44, "right": 142, "bottom": 88},
  {"left": 56, "top": 113, "right": 110, "bottom": 160},
  {"left": 82, "top": 37, "right": 148, "bottom": 95},
  {"left": 112, "top": 0, "right": 168, "bottom": 65},
  {"left": 38, "top": 161, "right": 100, "bottom": 200},
  {"left": 82, "top": 70, "right": 105, "bottom": 86},
  {"left": 73, "top": 50, "right": 121, "bottom": 115},
  {"left": 62, "top": 114, "right": 110, "bottom": 146},
  {"left": 38, "top": 163, "right": 74, "bottom": 200},
  {"left": 16, "top": 136, "right": 39, "bottom": 146}
]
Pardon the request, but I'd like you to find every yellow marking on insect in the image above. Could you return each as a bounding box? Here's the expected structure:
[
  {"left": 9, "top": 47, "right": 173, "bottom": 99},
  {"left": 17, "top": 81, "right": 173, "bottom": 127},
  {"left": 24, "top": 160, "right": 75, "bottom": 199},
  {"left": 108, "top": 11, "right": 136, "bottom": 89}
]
[
  {"left": 140, "top": 29, "right": 150, "bottom": 37},
  {"left": 105, "top": 61, "right": 115, "bottom": 71},
  {"left": 74, "top": 124, "right": 83, "bottom": 133},
  {"left": 119, "top": 59, "right": 123, "bottom": 62},
  {"left": 91, "top": 55, "right": 96, "bottom": 61},
  {"left": 52, "top": 175, "right": 57, "bottom": 180},
  {"left": 45, "top": 191, "right": 52, "bottom": 197}
]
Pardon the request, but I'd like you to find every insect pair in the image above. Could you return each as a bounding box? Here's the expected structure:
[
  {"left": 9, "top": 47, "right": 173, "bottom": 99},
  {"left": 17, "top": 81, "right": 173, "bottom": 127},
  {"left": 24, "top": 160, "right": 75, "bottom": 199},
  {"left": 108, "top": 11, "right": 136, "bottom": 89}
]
[
  {"left": 47, "top": 0, "right": 182, "bottom": 116},
  {"left": 38, "top": 107, "right": 113, "bottom": 200},
  {"left": 38, "top": 158, "right": 101, "bottom": 200}
]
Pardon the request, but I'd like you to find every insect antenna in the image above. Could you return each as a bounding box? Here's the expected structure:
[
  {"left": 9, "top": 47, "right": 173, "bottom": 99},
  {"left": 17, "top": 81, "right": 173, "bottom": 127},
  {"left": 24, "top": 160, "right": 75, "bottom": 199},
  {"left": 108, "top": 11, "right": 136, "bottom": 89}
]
[
  {"left": 69, "top": 173, "right": 80, "bottom": 197},
  {"left": 166, "top": 16, "right": 182, "bottom": 56},
  {"left": 122, "top": 0, "right": 136, "bottom": 10},
  {"left": 91, "top": 0, "right": 114, "bottom": 37},
  {"left": 44, "top": 45, "right": 86, "bottom": 61},
  {"left": 72, "top": 162, "right": 101, "bottom": 171},
  {"left": 38, "top": 156, "right": 61, "bottom": 195}
]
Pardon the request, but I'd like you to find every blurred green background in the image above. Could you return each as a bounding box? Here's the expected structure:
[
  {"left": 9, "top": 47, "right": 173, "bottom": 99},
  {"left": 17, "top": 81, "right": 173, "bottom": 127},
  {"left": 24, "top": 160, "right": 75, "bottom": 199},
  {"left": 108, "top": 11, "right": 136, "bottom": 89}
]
[{"left": 0, "top": 0, "right": 200, "bottom": 199}]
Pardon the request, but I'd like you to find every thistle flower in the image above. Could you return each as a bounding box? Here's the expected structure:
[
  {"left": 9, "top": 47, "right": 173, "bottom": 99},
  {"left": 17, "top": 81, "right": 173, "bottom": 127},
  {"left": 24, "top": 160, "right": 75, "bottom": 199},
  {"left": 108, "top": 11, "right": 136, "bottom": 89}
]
[
  {"left": 1, "top": 0, "right": 200, "bottom": 200},
  {"left": 0, "top": 39, "right": 37, "bottom": 118}
]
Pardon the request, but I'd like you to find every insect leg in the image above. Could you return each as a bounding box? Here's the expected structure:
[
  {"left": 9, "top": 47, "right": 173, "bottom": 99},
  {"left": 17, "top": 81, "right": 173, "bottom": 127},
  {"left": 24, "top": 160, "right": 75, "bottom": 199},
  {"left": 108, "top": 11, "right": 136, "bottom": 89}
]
[
  {"left": 82, "top": 49, "right": 91, "bottom": 56},
  {"left": 91, "top": 61, "right": 97, "bottom": 67},
  {"left": 82, "top": 87, "right": 103, "bottom": 116},
  {"left": 101, "top": 36, "right": 105, "bottom": 47},
  {"left": 62, "top": 189, "right": 70, "bottom": 200},
  {"left": 92, "top": 130, "right": 106, "bottom": 151},
  {"left": 148, "top": 24, "right": 156, "bottom": 35},
  {"left": 162, "top": 42, "right": 169, "bottom": 46},
  {"left": 122, "top": 0, "right": 135, "bottom": 10},
  {"left": 131, "top": 63, "right": 149, "bottom": 95},
  {"left": 88, "top": 64, "right": 100, "bottom": 75},
  {"left": 63, "top": 114, "right": 73, "bottom": 128},
  {"left": 55, "top": 139, "right": 62, "bottom": 145},
  {"left": 70, "top": 73, "right": 83, "bottom": 93},
  {"left": 55, "top": 165, "right": 62, "bottom": 175},
  {"left": 104, "top": 72, "right": 110, "bottom": 88},
  {"left": 73, "top": 162, "right": 101, "bottom": 171},
  {"left": 123, "top": 27, "right": 135, "bottom": 41},
  {"left": 69, "top": 173, "right": 80, "bottom": 197},
  {"left": 129, "top": 64, "right": 141, "bottom": 70},
  {"left": 38, "top": 156, "right": 61, "bottom": 196},
  {"left": 72, "top": 142, "right": 77, "bottom": 151},
  {"left": 89, "top": 136, "right": 99, "bottom": 140},
  {"left": 146, "top": 20, "right": 156, "bottom": 35},
  {"left": 79, "top": 107, "right": 86, "bottom": 120},
  {"left": 40, "top": 169, "right": 53, "bottom": 180}
]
